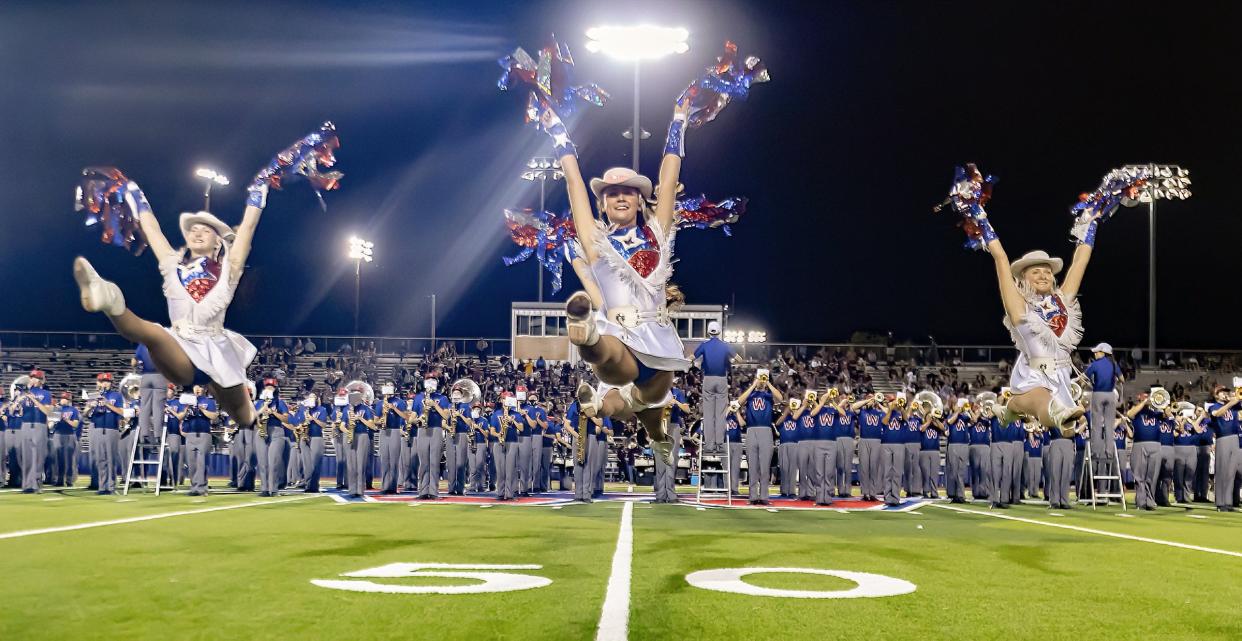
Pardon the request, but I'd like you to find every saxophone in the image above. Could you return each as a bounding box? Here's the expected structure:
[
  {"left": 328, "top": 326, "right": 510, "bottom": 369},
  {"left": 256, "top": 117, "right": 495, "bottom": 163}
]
[
  {"left": 343, "top": 407, "right": 355, "bottom": 445},
  {"left": 575, "top": 413, "right": 587, "bottom": 465},
  {"left": 257, "top": 401, "right": 270, "bottom": 439}
]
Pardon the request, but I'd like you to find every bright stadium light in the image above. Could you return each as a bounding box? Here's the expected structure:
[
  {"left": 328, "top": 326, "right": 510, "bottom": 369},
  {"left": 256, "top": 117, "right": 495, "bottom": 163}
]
[
  {"left": 195, "top": 167, "right": 230, "bottom": 210},
  {"left": 747, "top": 330, "right": 767, "bottom": 344},
  {"left": 519, "top": 157, "right": 564, "bottom": 301},
  {"left": 585, "top": 25, "right": 690, "bottom": 60},
  {"left": 586, "top": 25, "right": 690, "bottom": 171},
  {"left": 723, "top": 330, "right": 745, "bottom": 344}
]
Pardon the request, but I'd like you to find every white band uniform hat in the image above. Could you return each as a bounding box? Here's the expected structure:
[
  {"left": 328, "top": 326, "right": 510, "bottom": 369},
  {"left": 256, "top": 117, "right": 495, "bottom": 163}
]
[
  {"left": 1009, "top": 250, "right": 1063, "bottom": 280},
  {"left": 589, "top": 167, "right": 653, "bottom": 200},
  {"left": 179, "top": 211, "right": 235, "bottom": 242},
  {"left": 1091, "top": 342, "right": 1113, "bottom": 355}
]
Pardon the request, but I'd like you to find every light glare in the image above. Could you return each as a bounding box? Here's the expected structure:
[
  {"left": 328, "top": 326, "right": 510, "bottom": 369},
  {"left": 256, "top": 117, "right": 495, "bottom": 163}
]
[{"left": 585, "top": 25, "right": 690, "bottom": 61}]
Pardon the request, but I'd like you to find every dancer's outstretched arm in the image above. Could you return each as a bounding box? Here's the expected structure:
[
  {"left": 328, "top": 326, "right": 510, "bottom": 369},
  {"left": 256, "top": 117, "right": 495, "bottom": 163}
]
[
  {"left": 983, "top": 233, "right": 1026, "bottom": 327},
  {"left": 654, "top": 99, "right": 692, "bottom": 234},
  {"left": 131, "top": 193, "right": 175, "bottom": 262},
  {"left": 229, "top": 186, "right": 267, "bottom": 274},
  {"left": 1060, "top": 241, "right": 1093, "bottom": 301}
]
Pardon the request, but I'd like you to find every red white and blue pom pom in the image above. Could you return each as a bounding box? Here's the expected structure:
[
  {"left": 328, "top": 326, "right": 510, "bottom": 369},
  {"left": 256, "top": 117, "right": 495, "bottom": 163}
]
[
  {"left": 502, "top": 208, "right": 577, "bottom": 294},
  {"left": 74, "top": 167, "right": 148, "bottom": 255},
  {"left": 675, "top": 194, "right": 748, "bottom": 236},
  {"left": 498, "top": 35, "right": 609, "bottom": 129},
  {"left": 933, "top": 163, "right": 997, "bottom": 251},
  {"left": 676, "top": 41, "right": 770, "bottom": 129},
  {"left": 250, "top": 121, "right": 342, "bottom": 211},
  {"left": 1068, "top": 168, "right": 1147, "bottom": 246}
]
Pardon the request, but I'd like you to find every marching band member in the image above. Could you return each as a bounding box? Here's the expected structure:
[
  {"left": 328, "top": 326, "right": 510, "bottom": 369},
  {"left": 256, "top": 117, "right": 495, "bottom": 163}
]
[
  {"left": 1116, "top": 414, "right": 1134, "bottom": 490},
  {"left": 693, "top": 322, "right": 733, "bottom": 453},
  {"left": 446, "top": 387, "right": 475, "bottom": 496},
  {"left": 375, "top": 384, "right": 407, "bottom": 495},
  {"left": 793, "top": 392, "right": 818, "bottom": 501},
  {"left": 1172, "top": 408, "right": 1205, "bottom": 504},
  {"left": 1207, "top": 385, "right": 1240, "bottom": 512},
  {"left": 830, "top": 396, "right": 855, "bottom": 498},
  {"left": 555, "top": 99, "right": 695, "bottom": 470},
  {"left": 513, "top": 386, "right": 534, "bottom": 496},
  {"left": 879, "top": 397, "right": 906, "bottom": 507},
  {"left": 2, "top": 399, "right": 19, "bottom": 488},
  {"left": 902, "top": 402, "right": 923, "bottom": 497},
  {"left": 16, "top": 370, "right": 53, "bottom": 493},
  {"left": 400, "top": 390, "right": 418, "bottom": 492},
  {"left": 254, "top": 378, "right": 289, "bottom": 497},
  {"left": 593, "top": 417, "right": 614, "bottom": 499},
  {"left": 1127, "top": 395, "right": 1165, "bottom": 510},
  {"left": 302, "top": 394, "right": 329, "bottom": 494},
  {"left": 811, "top": 390, "right": 840, "bottom": 505},
  {"left": 565, "top": 399, "right": 592, "bottom": 502},
  {"left": 86, "top": 373, "right": 125, "bottom": 495},
  {"left": 944, "top": 400, "right": 972, "bottom": 503},
  {"left": 1044, "top": 410, "right": 1076, "bottom": 510},
  {"left": 989, "top": 410, "right": 1022, "bottom": 509},
  {"left": 490, "top": 393, "right": 521, "bottom": 500},
  {"left": 51, "top": 393, "right": 81, "bottom": 487},
  {"left": 916, "top": 409, "right": 941, "bottom": 499},
  {"left": 969, "top": 404, "right": 993, "bottom": 501},
  {"left": 653, "top": 388, "right": 690, "bottom": 503},
  {"left": 1193, "top": 409, "right": 1213, "bottom": 503},
  {"left": 411, "top": 377, "right": 450, "bottom": 499},
  {"left": 344, "top": 389, "right": 377, "bottom": 499},
  {"left": 284, "top": 397, "right": 308, "bottom": 489},
  {"left": 776, "top": 399, "right": 800, "bottom": 498},
  {"left": 161, "top": 385, "right": 183, "bottom": 488},
  {"left": 469, "top": 404, "right": 489, "bottom": 493},
  {"left": 737, "top": 373, "right": 781, "bottom": 505},
  {"left": 725, "top": 402, "right": 745, "bottom": 496},
  {"left": 1084, "top": 344, "right": 1120, "bottom": 495},
  {"left": 133, "top": 343, "right": 168, "bottom": 458},
  {"left": 1155, "top": 406, "right": 1177, "bottom": 506},
  {"left": 1023, "top": 428, "right": 1046, "bottom": 500},
  {"left": 539, "top": 407, "right": 560, "bottom": 493},
  {"left": 181, "top": 384, "right": 216, "bottom": 496},
  {"left": 327, "top": 389, "right": 351, "bottom": 492},
  {"left": 521, "top": 390, "right": 548, "bottom": 494},
  {"left": 855, "top": 394, "right": 887, "bottom": 502}
]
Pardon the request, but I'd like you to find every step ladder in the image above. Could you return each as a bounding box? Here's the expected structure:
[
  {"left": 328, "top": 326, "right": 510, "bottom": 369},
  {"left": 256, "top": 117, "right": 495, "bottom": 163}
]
[
  {"left": 695, "top": 418, "right": 732, "bottom": 505},
  {"left": 1078, "top": 439, "right": 1126, "bottom": 511},
  {"left": 123, "top": 414, "right": 173, "bottom": 496}
]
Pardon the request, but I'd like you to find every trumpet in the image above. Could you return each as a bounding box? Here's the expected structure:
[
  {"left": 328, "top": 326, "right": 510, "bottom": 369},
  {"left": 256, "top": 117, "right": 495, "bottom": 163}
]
[
  {"left": 894, "top": 395, "right": 907, "bottom": 408},
  {"left": 826, "top": 387, "right": 840, "bottom": 399}
]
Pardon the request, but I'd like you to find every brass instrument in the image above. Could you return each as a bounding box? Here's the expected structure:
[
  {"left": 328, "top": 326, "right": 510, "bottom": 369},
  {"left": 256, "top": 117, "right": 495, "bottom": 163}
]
[
  {"left": 1149, "top": 387, "right": 1171, "bottom": 411},
  {"left": 914, "top": 390, "right": 943, "bottom": 417},
  {"left": 1174, "top": 400, "right": 1196, "bottom": 419},
  {"left": 976, "top": 391, "right": 998, "bottom": 416},
  {"left": 894, "top": 394, "right": 907, "bottom": 409},
  {"left": 826, "top": 387, "right": 840, "bottom": 399},
  {"left": 1232, "top": 376, "right": 1242, "bottom": 398},
  {"left": 8, "top": 374, "right": 31, "bottom": 401},
  {"left": 575, "top": 412, "right": 587, "bottom": 465},
  {"left": 805, "top": 390, "right": 818, "bottom": 405},
  {"left": 119, "top": 373, "right": 142, "bottom": 402}
]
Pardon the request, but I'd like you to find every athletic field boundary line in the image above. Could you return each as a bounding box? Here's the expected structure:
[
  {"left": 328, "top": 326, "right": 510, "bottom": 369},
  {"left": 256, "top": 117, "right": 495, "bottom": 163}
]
[
  {"left": 931, "top": 503, "right": 1242, "bottom": 559},
  {"left": 595, "top": 500, "right": 634, "bottom": 641},
  {"left": 0, "top": 494, "right": 322, "bottom": 540}
]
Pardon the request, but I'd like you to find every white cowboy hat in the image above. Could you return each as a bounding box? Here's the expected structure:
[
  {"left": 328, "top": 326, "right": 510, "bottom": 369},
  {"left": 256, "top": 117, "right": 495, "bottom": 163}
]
[
  {"left": 589, "top": 167, "right": 653, "bottom": 200},
  {"left": 179, "top": 211, "right": 235, "bottom": 242},
  {"left": 1009, "top": 250, "right": 1063, "bottom": 280},
  {"left": 1090, "top": 342, "right": 1113, "bottom": 355}
]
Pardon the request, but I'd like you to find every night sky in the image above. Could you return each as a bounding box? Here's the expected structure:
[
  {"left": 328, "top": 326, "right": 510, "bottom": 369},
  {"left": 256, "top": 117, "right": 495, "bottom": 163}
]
[{"left": 1, "top": 1, "right": 1238, "bottom": 348}]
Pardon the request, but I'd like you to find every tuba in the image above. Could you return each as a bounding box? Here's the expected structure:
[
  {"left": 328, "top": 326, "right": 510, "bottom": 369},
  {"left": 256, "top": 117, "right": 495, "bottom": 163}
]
[
  {"left": 449, "top": 379, "right": 480, "bottom": 433},
  {"left": 976, "top": 391, "right": 998, "bottom": 416},
  {"left": 1174, "top": 400, "right": 1196, "bottom": 419},
  {"left": 1149, "top": 387, "right": 1171, "bottom": 411},
  {"left": 914, "top": 390, "right": 943, "bottom": 418},
  {"left": 343, "top": 380, "right": 377, "bottom": 432},
  {"left": 1069, "top": 380, "right": 1085, "bottom": 404},
  {"left": 119, "top": 373, "right": 142, "bottom": 402}
]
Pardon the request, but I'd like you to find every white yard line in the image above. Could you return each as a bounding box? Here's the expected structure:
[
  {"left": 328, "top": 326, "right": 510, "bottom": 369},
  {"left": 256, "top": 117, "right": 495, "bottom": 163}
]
[
  {"left": 0, "top": 494, "right": 320, "bottom": 540},
  {"left": 932, "top": 503, "right": 1242, "bottom": 559},
  {"left": 596, "top": 501, "right": 634, "bottom": 641}
]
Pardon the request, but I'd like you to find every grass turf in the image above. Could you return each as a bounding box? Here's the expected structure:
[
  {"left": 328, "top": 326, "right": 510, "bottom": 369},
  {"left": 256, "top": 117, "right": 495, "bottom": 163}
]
[{"left": 2, "top": 488, "right": 1241, "bottom": 640}]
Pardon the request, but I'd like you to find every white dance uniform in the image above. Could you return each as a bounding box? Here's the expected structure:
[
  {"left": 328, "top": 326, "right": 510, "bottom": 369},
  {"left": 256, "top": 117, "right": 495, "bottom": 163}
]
[
  {"left": 158, "top": 248, "right": 257, "bottom": 389},
  {"left": 1003, "top": 291, "right": 1083, "bottom": 409},
  {"left": 582, "top": 219, "right": 690, "bottom": 406}
]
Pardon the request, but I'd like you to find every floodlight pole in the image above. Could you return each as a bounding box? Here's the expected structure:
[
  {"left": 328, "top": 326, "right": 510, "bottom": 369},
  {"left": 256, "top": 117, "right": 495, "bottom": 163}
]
[
  {"left": 353, "top": 258, "right": 361, "bottom": 349},
  {"left": 632, "top": 62, "right": 641, "bottom": 171},
  {"left": 538, "top": 176, "right": 546, "bottom": 302},
  {"left": 1147, "top": 163, "right": 1156, "bottom": 368}
]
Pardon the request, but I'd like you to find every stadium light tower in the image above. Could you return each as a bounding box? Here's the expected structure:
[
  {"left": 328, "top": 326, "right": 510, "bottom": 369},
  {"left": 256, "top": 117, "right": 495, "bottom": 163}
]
[
  {"left": 1122, "top": 164, "right": 1192, "bottom": 367},
  {"left": 195, "top": 167, "right": 229, "bottom": 211},
  {"left": 521, "top": 156, "right": 564, "bottom": 302},
  {"left": 585, "top": 25, "right": 690, "bottom": 171},
  {"left": 347, "top": 236, "right": 374, "bottom": 344}
]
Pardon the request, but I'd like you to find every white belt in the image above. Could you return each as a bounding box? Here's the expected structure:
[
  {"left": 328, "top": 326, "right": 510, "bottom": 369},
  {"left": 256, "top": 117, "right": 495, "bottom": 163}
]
[
  {"left": 1028, "top": 356, "right": 1070, "bottom": 375},
  {"left": 606, "top": 306, "right": 669, "bottom": 330},
  {"left": 172, "top": 319, "right": 225, "bottom": 339}
]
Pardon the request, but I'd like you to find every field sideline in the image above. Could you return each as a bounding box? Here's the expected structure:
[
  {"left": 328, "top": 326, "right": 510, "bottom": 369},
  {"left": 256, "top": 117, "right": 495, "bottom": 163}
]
[{"left": 2, "top": 484, "right": 1241, "bottom": 641}]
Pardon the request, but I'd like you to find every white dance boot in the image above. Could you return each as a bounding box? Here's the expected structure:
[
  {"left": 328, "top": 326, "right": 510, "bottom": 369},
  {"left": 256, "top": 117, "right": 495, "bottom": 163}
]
[
  {"left": 566, "top": 291, "right": 598, "bottom": 347},
  {"left": 73, "top": 257, "right": 125, "bottom": 317},
  {"left": 576, "top": 382, "right": 602, "bottom": 418},
  {"left": 1048, "top": 398, "right": 1085, "bottom": 437}
]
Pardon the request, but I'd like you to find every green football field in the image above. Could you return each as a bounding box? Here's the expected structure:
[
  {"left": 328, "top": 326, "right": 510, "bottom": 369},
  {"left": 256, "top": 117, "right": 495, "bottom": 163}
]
[{"left": 2, "top": 484, "right": 1241, "bottom": 641}]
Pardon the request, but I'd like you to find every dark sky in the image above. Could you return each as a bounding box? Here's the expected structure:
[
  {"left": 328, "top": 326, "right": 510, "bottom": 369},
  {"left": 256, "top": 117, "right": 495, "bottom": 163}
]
[{"left": 1, "top": 0, "right": 1239, "bottom": 348}]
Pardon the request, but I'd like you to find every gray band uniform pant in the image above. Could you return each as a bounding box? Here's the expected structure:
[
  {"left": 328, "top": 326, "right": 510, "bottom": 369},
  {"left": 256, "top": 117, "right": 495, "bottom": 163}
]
[
  {"left": 1088, "top": 391, "right": 1117, "bottom": 493},
  {"left": 572, "top": 437, "right": 592, "bottom": 500},
  {"left": 378, "top": 428, "right": 403, "bottom": 493},
  {"left": 592, "top": 438, "right": 608, "bottom": 494},
  {"left": 990, "top": 441, "right": 1021, "bottom": 504},
  {"left": 495, "top": 441, "right": 518, "bottom": 499},
  {"left": 1024, "top": 454, "right": 1043, "bottom": 498},
  {"left": 1131, "top": 441, "right": 1162, "bottom": 509},
  {"left": 778, "top": 441, "right": 799, "bottom": 496},
  {"left": 469, "top": 440, "right": 487, "bottom": 492},
  {"left": 918, "top": 449, "right": 940, "bottom": 497},
  {"left": 1044, "top": 439, "right": 1074, "bottom": 506},
  {"left": 415, "top": 427, "right": 444, "bottom": 497},
  {"left": 517, "top": 435, "right": 533, "bottom": 493},
  {"left": 1194, "top": 444, "right": 1211, "bottom": 500},
  {"left": 833, "top": 436, "right": 854, "bottom": 496},
  {"left": 21, "top": 422, "right": 48, "bottom": 491},
  {"left": 94, "top": 427, "right": 120, "bottom": 493},
  {"left": 746, "top": 427, "right": 774, "bottom": 501},
  {"left": 184, "top": 432, "right": 211, "bottom": 493},
  {"left": 1156, "top": 444, "right": 1175, "bottom": 505},
  {"left": 53, "top": 432, "right": 77, "bottom": 485},
  {"left": 286, "top": 439, "right": 302, "bottom": 486},
  {"left": 1214, "top": 434, "right": 1240, "bottom": 509},
  {"left": 446, "top": 432, "right": 469, "bottom": 494},
  {"left": 1172, "top": 444, "right": 1196, "bottom": 503},
  {"left": 653, "top": 423, "right": 681, "bottom": 502},
  {"left": 858, "top": 438, "right": 881, "bottom": 498},
  {"left": 903, "top": 442, "right": 920, "bottom": 493},
  {"left": 795, "top": 440, "right": 816, "bottom": 499},
  {"left": 945, "top": 443, "right": 968, "bottom": 500},
  {"left": 332, "top": 431, "right": 349, "bottom": 489},
  {"left": 728, "top": 441, "right": 745, "bottom": 494},
  {"left": 301, "top": 436, "right": 324, "bottom": 492},
  {"left": 138, "top": 372, "right": 166, "bottom": 441},
  {"left": 162, "top": 433, "right": 183, "bottom": 486},
  {"left": 236, "top": 428, "right": 259, "bottom": 491},
  {"left": 813, "top": 439, "right": 836, "bottom": 504},
  {"left": 264, "top": 427, "right": 289, "bottom": 493},
  {"left": 1, "top": 429, "right": 19, "bottom": 486},
  {"left": 347, "top": 431, "right": 371, "bottom": 497},
  {"left": 538, "top": 440, "right": 553, "bottom": 492},
  {"left": 969, "top": 443, "right": 991, "bottom": 499},
  {"left": 881, "top": 442, "right": 905, "bottom": 505},
  {"left": 701, "top": 376, "right": 728, "bottom": 450}
]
